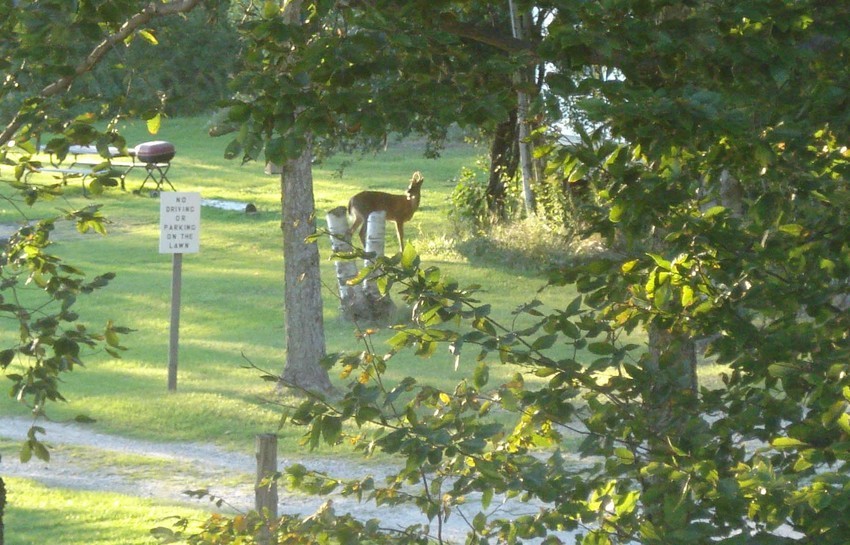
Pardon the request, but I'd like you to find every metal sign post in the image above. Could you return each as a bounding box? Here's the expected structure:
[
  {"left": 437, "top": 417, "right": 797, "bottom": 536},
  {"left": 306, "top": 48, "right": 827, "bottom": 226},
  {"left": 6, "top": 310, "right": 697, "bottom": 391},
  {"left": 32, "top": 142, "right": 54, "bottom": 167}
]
[{"left": 159, "top": 192, "right": 201, "bottom": 392}]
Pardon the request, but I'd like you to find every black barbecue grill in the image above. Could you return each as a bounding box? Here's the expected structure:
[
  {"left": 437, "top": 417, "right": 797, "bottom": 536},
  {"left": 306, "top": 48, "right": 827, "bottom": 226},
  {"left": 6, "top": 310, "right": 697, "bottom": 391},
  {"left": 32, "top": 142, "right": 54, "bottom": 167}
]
[{"left": 134, "top": 141, "right": 176, "bottom": 193}]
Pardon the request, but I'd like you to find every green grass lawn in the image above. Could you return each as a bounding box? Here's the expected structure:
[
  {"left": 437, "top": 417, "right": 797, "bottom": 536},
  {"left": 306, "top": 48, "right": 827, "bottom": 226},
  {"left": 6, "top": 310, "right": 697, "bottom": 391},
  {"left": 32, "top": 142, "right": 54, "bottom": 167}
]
[
  {"left": 3, "top": 477, "right": 208, "bottom": 545},
  {"left": 0, "top": 117, "right": 592, "bottom": 544},
  {"left": 1, "top": 117, "right": 582, "bottom": 453},
  {"left": 0, "top": 117, "right": 698, "bottom": 545}
]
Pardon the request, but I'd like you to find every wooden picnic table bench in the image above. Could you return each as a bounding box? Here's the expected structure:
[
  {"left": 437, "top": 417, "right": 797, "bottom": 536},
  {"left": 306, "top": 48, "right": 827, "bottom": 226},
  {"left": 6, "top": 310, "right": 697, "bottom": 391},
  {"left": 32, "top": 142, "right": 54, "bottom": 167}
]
[{"left": 23, "top": 164, "right": 116, "bottom": 195}]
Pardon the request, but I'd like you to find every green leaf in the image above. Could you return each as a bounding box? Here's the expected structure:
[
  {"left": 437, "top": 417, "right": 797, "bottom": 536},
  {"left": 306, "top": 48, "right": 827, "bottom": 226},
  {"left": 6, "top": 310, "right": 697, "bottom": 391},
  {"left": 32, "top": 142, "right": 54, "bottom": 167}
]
[
  {"left": 681, "top": 285, "right": 695, "bottom": 307},
  {"left": 0, "top": 349, "right": 15, "bottom": 368},
  {"left": 651, "top": 277, "right": 672, "bottom": 310},
  {"left": 20, "top": 441, "right": 32, "bottom": 463},
  {"left": 321, "top": 416, "right": 342, "bottom": 445},
  {"left": 473, "top": 362, "right": 489, "bottom": 389},
  {"left": 621, "top": 259, "right": 640, "bottom": 273},
  {"left": 565, "top": 295, "right": 583, "bottom": 316},
  {"left": 647, "top": 253, "right": 671, "bottom": 270},
  {"left": 472, "top": 512, "right": 487, "bottom": 532},
  {"left": 146, "top": 113, "right": 161, "bottom": 135},
  {"left": 609, "top": 203, "right": 625, "bottom": 222},
  {"left": 703, "top": 205, "right": 727, "bottom": 218},
  {"left": 532, "top": 334, "right": 557, "bottom": 351},
  {"left": 138, "top": 29, "right": 159, "bottom": 45},
  {"left": 481, "top": 487, "right": 493, "bottom": 510},
  {"left": 771, "top": 437, "right": 809, "bottom": 449},
  {"left": 614, "top": 447, "right": 635, "bottom": 464},
  {"left": 838, "top": 413, "right": 850, "bottom": 435},
  {"left": 263, "top": 0, "right": 280, "bottom": 18},
  {"left": 583, "top": 530, "right": 612, "bottom": 545},
  {"left": 587, "top": 342, "right": 614, "bottom": 355},
  {"left": 87, "top": 178, "right": 104, "bottom": 195},
  {"left": 778, "top": 223, "right": 805, "bottom": 237},
  {"left": 401, "top": 242, "right": 419, "bottom": 269}
]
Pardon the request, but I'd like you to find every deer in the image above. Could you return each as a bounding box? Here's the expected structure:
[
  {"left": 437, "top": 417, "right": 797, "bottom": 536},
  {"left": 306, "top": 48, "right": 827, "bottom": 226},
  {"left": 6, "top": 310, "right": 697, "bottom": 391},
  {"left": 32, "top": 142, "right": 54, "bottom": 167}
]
[{"left": 348, "top": 171, "right": 424, "bottom": 250}]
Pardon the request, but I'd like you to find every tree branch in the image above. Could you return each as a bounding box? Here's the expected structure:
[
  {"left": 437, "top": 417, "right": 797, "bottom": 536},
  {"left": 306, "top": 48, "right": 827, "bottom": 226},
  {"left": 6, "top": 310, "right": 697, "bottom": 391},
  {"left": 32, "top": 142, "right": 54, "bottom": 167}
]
[
  {"left": 342, "top": 1, "right": 535, "bottom": 56},
  {"left": 438, "top": 13, "right": 534, "bottom": 55},
  {"left": 0, "top": 0, "right": 203, "bottom": 147}
]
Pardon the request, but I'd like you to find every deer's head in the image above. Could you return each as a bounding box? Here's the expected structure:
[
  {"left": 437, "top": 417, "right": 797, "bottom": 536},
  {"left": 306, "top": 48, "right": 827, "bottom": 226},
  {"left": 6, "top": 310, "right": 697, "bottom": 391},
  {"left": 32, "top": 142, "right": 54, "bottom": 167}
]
[{"left": 406, "top": 171, "right": 424, "bottom": 197}]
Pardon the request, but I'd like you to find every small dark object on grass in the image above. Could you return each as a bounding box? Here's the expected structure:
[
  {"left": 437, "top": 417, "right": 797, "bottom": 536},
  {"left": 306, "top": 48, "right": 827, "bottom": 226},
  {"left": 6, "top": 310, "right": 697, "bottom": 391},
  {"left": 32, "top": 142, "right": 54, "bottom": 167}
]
[{"left": 245, "top": 203, "right": 257, "bottom": 214}]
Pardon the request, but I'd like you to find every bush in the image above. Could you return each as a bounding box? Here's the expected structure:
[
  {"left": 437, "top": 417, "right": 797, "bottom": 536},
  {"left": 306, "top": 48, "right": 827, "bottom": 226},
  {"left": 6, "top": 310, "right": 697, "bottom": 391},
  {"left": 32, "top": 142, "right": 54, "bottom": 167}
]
[{"left": 449, "top": 161, "right": 522, "bottom": 231}]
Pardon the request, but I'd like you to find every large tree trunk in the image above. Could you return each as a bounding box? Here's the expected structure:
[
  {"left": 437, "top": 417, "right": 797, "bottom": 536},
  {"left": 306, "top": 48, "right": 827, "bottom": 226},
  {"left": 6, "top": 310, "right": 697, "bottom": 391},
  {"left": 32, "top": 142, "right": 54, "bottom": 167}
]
[
  {"left": 277, "top": 0, "right": 333, "bottom": 397},
  {"left": 280, "top": 139, "right": 334, "bottom": 397}
]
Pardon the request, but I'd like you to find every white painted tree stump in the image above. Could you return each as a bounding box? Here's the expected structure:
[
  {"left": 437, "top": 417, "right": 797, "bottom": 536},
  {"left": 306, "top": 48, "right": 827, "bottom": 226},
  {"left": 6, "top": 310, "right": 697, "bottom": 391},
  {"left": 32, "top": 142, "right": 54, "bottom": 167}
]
[{"left": 326, "top": 208, "right": 394, "bottom": 323}]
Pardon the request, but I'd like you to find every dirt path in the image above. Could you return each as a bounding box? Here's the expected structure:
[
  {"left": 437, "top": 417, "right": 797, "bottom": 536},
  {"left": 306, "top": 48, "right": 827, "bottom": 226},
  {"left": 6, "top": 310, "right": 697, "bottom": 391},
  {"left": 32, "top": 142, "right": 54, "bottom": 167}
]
[{"left": 0, "top": 416, "right": 563, "bottom": 543}]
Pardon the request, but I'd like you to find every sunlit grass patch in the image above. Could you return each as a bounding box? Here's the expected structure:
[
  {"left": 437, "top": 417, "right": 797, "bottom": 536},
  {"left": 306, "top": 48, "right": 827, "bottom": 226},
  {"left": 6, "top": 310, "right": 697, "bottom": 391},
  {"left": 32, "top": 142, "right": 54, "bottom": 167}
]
[{"left": 3, "top": 477, "right": 208, "bottom": 545}]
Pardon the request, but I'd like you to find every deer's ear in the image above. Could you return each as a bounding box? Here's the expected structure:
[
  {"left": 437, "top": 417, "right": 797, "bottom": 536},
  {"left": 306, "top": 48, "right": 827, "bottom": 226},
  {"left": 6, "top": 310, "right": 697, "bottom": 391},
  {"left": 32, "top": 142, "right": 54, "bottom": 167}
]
[{"left": 412, "top": 171, "right": 423, "bottom": 182}]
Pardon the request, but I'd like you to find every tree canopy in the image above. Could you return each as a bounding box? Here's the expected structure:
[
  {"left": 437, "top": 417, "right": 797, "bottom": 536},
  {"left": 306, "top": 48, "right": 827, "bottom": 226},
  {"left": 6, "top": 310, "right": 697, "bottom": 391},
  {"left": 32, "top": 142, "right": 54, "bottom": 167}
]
[
  {"left": 190, "top": 1, "right": 850, "bottom": 544},
  {"left": 4, "top": 0, "right": 850, "bottom": 544}
]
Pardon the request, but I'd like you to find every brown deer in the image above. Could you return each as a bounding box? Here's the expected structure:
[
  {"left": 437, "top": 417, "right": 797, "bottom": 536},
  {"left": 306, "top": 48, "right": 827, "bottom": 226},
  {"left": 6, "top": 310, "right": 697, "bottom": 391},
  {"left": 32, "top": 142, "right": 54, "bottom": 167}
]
[{"left": 348, "top": 171, "right": 424, "bottom": 250}]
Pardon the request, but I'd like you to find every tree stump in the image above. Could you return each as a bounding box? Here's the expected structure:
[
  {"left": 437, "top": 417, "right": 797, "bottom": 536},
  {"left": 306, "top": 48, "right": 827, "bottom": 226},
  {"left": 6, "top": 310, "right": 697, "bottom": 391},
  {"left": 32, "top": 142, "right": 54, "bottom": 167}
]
[
  {"left": 326, "top": 206, "right": 366, "bottom": 316},
  {"left": 326, "top": 208, "right": 395, "bottom": 323},
  {"left": 361, "top": 211, "right": 395, "bottom": 321}
]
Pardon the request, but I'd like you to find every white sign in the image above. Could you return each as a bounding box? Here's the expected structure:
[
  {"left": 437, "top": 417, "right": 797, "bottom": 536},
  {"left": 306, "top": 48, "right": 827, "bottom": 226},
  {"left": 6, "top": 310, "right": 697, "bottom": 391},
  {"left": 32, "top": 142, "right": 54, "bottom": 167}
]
[{"left": 160, "top": 192, "right": 201, "bottom": 254}]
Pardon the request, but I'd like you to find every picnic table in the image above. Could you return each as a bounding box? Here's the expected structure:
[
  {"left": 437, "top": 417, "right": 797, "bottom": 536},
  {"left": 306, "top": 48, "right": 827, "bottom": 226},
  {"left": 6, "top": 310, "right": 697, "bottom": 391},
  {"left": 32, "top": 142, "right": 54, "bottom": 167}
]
[{"left": 25, "top": 141, "right": 176, "bottom": 195}]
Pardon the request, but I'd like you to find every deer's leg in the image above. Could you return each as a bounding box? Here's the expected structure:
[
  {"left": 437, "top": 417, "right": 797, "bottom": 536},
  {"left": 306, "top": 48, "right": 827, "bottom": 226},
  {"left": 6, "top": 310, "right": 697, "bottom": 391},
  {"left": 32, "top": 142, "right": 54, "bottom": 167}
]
[
  {"left": 396, "top": 222, "right": 405, "bottom": 250},
  {"left": 349, "top": 216, "right": 363, "bottom": 245},
  {"left": 359, "top": 222, "right": 368, "bottom": 246}
]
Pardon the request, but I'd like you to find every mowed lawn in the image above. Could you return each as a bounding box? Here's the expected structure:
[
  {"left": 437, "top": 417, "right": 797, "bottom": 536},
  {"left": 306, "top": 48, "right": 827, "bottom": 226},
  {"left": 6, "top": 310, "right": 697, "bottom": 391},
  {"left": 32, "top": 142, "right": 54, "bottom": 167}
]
[
  {"left": 0, "top": 118, "right": 668, "bottom": 545},
  {"left": 0, "top": 117, "right": 580, "bottom": 452}
]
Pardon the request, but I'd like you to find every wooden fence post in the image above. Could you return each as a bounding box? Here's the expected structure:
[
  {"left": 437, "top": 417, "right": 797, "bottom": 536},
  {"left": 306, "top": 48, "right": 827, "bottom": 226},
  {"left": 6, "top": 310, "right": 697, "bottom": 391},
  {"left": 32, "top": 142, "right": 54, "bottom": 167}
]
[{"left": 255, "top": 434, "right": 278, "bottom": 544}]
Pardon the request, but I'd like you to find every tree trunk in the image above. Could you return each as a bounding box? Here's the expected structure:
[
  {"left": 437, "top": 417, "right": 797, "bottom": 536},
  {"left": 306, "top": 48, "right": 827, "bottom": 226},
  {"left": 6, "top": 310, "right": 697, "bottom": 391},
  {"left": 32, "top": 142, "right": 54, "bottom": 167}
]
[
  {"left": 326, "top": 210, "right": 394, "bottom": 323},
  {"left": 508, "top": 1, "right": 536, "bottom": 215},
  {"left": 641, "top": 322, "right": 698, "bottom": 526},
  {"left": 280, "top": 139, "right": 334, "bottom": 397},
  {"left": 487, "top": 109, "right": 518, "bottom": 218},
  {"left": 276, "top": 0, "right": 333, "bottom": 397},
  {"left": 1, "top": 475, "right": 5, "bottom": 545}
]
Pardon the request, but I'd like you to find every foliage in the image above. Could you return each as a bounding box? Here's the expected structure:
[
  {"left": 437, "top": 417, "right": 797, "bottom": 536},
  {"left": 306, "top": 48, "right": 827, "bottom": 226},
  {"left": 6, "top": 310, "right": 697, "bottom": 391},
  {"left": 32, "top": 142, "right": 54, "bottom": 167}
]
[
  {"left": 0, "top": 189, "right": 129, "bottom": 460},
  {"left": 5, "top": 0, "right": 850, "bottom": 544},
  {"left": 0, "top": 1, "right": 236, "bottom": 123},
  {"left": 540, "top": 1, "right": 850, "bottom": 542},
  {"left": 162, "top": 1, "right": 850, "bottom": 545},
  {"left": 0, "top": 2, "right": 211, "bottom": 462},
  {"left": 83, "top": 8, "right": 242, "bottom": 117},
  {"left": 220, "top": 1, "right": 519, "bottom": 166},
  {"left": 449, "top": 163, "right": 513, "bottom": 230}
]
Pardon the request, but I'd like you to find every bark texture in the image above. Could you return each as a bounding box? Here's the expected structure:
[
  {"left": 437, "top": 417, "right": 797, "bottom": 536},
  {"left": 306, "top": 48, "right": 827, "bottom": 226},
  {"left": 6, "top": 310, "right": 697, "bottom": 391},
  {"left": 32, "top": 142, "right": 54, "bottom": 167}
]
[
  {"left": 280, "top": 143, "right": 334, "bottom": 396},
  {"left": 487, "top": 110, "right": 518, "bottom": 218},
  {"left": 0, "top": 474, "right": 5, "bottom": 545}
]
